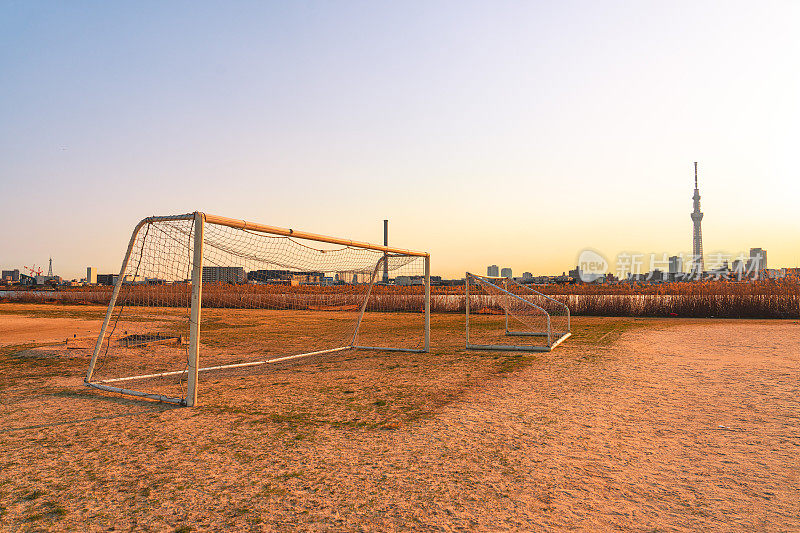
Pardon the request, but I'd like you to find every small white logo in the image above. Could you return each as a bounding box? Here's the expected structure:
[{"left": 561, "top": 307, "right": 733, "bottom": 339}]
[{"left": 577, "top": 249, "right": 608, "bottom": 282}]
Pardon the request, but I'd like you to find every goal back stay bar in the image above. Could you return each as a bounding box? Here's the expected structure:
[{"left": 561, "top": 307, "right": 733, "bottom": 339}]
[
  {"left": 85, "top": 212, "right": 431, "bottom": 406},
  {"left": 477, "top": 275, "right": 571, "bottom": 336},
  {"left": 465, "top": 272, "right": 571, "bottom": 353}
]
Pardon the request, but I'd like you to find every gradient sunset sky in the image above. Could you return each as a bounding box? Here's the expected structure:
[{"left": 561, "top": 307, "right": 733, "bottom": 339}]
[{"left": 1, "top": 1, "right": 798, "bottom": 279}]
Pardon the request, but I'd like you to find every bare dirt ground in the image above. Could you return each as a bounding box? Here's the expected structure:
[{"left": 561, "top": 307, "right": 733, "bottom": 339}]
[{"left": 1, "top": 303, "right": 798, "bottom": 532}]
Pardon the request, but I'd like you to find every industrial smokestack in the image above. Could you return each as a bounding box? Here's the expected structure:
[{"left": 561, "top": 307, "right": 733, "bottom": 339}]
[{"left": 383, "top": 220, "right": 389, "bottom": 283}]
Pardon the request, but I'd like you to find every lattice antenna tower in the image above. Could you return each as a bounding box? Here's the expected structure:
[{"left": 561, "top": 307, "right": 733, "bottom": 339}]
[{"left": 691, "top": 162, "right": 704, "bottom": 275}]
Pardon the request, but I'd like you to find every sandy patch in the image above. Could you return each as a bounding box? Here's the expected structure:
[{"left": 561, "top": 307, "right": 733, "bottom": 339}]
[{"left": 0, "top": 315, "right": 100, "bottom": 347}]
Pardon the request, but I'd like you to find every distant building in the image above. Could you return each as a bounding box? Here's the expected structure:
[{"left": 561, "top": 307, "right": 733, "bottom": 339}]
[
  {"left": 668, "top": 256, "right": 683, "bottom": 275},
  {"left": 97, "top": 274, "right": 116, "bottom": 286},
  {"left": 86, "top": 267, "right": 97, "bottom": 284},
  {"left": 522, "top": 272, "right": 533, "bottom": 281},
  {"left": 436, "top": 278, "right": 465, "bottom": 287},
  {"left": 203, "top": 266, "right": 246, "bottom": 284},
  {"left": 249, "top": 269, "right": 291, "bottom": 283},
  {"left": 290, "top": 271, "right": 324, "bottom": 285},
  {"left": 248, "top": 269, "right": 324, "bottom": 285},
  {"left": 487, "top": 265, "right": 499, "bottom": 277},
  {"left": 2, "top": 269, "right": 20, "bottom": 282},
  {"left": 748, "top": 248, "right": 767, "bottom": 271},
  {"left": 730, "top": 259, "right": 746, "bottom": 280},
  {"left": 35, "top": 275, "right": 61, "bottom": 285},
  {"left": 97, "top": 274, "right": 146, "bottom": 285},
  {"left": 395, "top": 275, "right": 427, "bottom": 286},
  {"left": 500, "top": 267, "right": 512, "bottom": 278}
]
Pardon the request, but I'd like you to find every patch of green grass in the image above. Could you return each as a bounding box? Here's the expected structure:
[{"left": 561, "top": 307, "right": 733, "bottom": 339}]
[
  {"left": 0, "top": 342, "right": 62, "bottom": 358},
  {"left": 497, "top": 354, "right": 537, "bottom": 373},
  {"left": 268, "top": 411, "right": 318, "bottom": 427},
  {"left": 0, "top": 305, "right": 106, "bottom": 321},
  {"left": 20, "top": 489, "right": 44, "bottom": 501},
  {"left": 24, "top": 500, "right": 66, "bottom": 522},
  {"left": 569, "top": 318, "right": 655, "bottom": 346},
  {"left": 330, "top": 419, "right": 373, "bottom": 429},
  {"left": 51, "top": 389, "right": 92, "bottom": 399},
  {"left": 260, "top": 482, "right": 287, "bottom": 497},
  {"left": 276, "top": 471, "right": 302, "bottom": 481},
  {"left": 46, "top": 503, "right": 67, "bottom": 518}
]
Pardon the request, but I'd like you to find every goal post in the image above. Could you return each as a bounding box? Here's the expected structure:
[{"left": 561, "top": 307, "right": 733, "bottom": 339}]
[
  {"left": 465, "top": 272, "right": 571, "bottom": 352},
  {"left": 85, "top": 212, "right": 431, "bottom": 406},
  {"left": 186, "top": 211, "right": 204, "bottom": 406}
]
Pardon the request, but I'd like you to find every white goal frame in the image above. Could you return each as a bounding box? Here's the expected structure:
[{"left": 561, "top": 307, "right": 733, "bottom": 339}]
[
  {"left": 85, "top": 212, "right": 431, "bottom": 406},
  {"left": 465, "top": 272, "right": 571, "bottom": 352}
]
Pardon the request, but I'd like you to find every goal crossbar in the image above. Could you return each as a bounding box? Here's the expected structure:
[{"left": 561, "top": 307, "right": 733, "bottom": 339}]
[{"left": 129, "top": 212, "right": 429, "bottom": 257}]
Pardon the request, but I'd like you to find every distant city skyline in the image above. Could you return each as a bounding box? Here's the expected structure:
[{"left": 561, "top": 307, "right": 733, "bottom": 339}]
[{"left": 1, "top": 2, "right": 798, "bottom": 279}]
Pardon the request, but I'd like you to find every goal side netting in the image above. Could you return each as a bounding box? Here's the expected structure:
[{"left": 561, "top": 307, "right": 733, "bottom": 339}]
[
  {"left": 85, "top": 213, "right": 430, "bottom": 406},
  {"left": 465, "top": 273, "right": 570, "bottom": 352}
]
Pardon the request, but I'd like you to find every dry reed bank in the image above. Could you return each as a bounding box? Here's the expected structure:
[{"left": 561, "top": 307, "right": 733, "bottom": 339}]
[{"left": 3, "top": 278, "right": 798, "bottom": 318}]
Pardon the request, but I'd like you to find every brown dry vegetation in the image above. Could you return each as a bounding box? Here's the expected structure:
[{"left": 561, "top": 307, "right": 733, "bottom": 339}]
[
  {"left": 4, "top": 277, "right": 799, "bottom": 318},
  {"left": 0, "top": 303, "right": 798, "bottom": 531}
]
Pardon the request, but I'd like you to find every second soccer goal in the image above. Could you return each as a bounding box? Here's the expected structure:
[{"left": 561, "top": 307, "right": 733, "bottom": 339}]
[{"left": 465, "top": 273, "right": 571, "bottom": 352}]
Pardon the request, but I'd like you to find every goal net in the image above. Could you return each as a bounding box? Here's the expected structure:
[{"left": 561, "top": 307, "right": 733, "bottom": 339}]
[
  {"left": 465, "top": 273, "right": 570, "bottom": 352},
  {"left": 85, "top": 213, "right": 430, "bottom": 406}
]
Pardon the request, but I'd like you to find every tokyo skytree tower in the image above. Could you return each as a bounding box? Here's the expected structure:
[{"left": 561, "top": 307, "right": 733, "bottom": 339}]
[{"left": 691, "top": 162, "right": 704, "bottom": 274}]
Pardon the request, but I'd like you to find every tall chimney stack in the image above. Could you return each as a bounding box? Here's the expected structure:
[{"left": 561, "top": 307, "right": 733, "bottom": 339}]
[{"left": 383, "top": 220, "right": 389, "bottom": 283}]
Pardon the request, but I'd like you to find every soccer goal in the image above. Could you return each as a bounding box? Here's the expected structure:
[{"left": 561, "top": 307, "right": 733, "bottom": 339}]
[
  {"left": 465, "top": 273, "right": 570, "bottom": 352},
  {"left": 85, "top": 212, "right": 430, "bottom": 406}
]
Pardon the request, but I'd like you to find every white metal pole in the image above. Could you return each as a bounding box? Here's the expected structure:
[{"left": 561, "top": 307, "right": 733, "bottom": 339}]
[
  {"left": 503, "top": 278, "right": 509, "bottom": 334},
  {"left": 383, "top": 219, "right": 389, "bottom": 283},
  {"left": 547, "top": 314, "right": 552, "bottom": 347},
  {"left": 350, "top": 258, "right": 383, "bottom": 346},
  {"left": 86, "top": 219, "right": 146, "bottom": 383},
  {"left": 186, "top": 212, "right": 205, "bottom": 407},
  {"left": 465, "top": 272, "right": 470, "bottom": 346},
  {"left": 424, "top": 255, "right": 431, "bottom": 352}
]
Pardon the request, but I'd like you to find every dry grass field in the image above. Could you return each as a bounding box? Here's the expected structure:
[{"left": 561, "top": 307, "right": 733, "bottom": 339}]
[{"left": 1, "top": 303, "right": 798, "bottom": 531}]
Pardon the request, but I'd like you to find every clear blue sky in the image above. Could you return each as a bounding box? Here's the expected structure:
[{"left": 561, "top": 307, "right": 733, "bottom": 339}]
[{"left": 1, "top": 1, "right": 798, "bottom": 279}]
